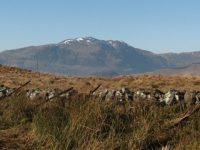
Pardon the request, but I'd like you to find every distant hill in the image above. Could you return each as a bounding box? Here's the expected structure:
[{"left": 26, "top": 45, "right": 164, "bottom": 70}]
[
  {"left": 160, "top": 51, "right": 200, "bottom": 67},
  {"left": 1, "top": 37, "right": 200, "bottom": 76},
  {"left": 152, "top": 63, "right": 200, "bottom": 75}
]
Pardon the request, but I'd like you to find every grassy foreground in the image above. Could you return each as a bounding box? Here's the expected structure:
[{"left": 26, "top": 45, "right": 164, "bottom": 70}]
[{"left": 0, "top": 94, "right": 200, "bottom": 150}]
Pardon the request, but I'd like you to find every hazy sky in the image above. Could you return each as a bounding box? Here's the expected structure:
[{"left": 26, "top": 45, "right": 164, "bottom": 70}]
[{"left": 0, "top": 0, "right": 200, "bottom": 53}]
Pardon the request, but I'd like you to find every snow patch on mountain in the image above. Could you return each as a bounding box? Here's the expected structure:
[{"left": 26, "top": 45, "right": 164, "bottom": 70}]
[
  {"left": 60, "top": 37, "right": 127, "bottom": 48},
  {"left": 63, "top": 39, "right": 73, "bottom": 44},
  {"left": 76, "top": 38, "right": 84, "bottom": 41}
]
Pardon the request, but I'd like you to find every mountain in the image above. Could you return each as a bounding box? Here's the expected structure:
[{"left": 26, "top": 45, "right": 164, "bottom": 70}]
[
  {"left": 1, "top": 37, "right": 200, "bottom": 76},
  {"left": 0, "top": 37, "right": 167, "bottom": 76}
]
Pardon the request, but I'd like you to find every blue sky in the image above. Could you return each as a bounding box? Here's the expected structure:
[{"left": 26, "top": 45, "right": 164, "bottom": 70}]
[{"left": 0, "top": 0, "right": 200, "bottom": 53}]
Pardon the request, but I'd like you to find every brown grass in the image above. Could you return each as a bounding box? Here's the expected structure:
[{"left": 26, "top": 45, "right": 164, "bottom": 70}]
[
  {"left": 0, "top": 93, "right": 199, "bottom": 149},
  {"left": 0, "top": 65, "right": 200, "bottom": 149},
  {"left": 1, "top": 65, "right": 200, "bottom": 93}
]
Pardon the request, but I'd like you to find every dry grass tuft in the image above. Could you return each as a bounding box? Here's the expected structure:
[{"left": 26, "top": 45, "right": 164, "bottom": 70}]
[
  {"left": 0, "top": 65, "right": 200, "bottom": 149},
  {"left": 0, "top": 93, "right": 200, "bottom": 149}
]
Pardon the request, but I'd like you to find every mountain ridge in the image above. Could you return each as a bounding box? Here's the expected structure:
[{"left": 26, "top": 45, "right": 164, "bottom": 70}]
[{"left": 0, "top": 37, "right": 200, "bottom": 76}]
